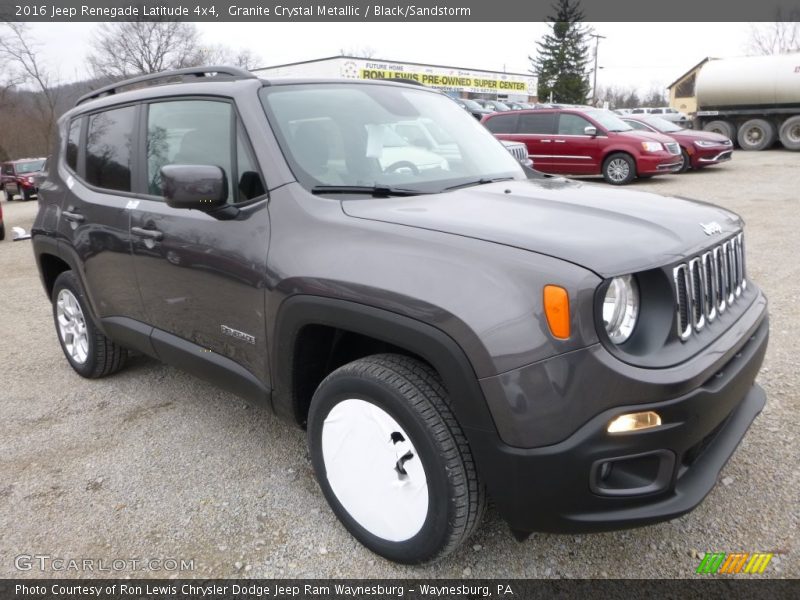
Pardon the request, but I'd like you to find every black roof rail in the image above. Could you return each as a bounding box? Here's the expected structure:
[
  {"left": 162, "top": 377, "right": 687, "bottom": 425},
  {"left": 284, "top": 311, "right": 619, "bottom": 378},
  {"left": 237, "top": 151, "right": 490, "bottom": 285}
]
[
  {"left": 380, "top": 77, "right": 425, "bottom": 86},
  {"left": 75, "top": 66, "right": 257, "bottom": 106}
]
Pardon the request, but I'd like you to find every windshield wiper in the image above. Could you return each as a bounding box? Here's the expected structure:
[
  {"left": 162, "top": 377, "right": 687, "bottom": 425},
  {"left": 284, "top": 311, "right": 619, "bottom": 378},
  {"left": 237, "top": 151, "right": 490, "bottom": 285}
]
[
  {"left": 311, "top": 185, "right": 429, "bottom": 197},
  {"left": 441, "top": 177, "right": 515, "bottom": 192}
]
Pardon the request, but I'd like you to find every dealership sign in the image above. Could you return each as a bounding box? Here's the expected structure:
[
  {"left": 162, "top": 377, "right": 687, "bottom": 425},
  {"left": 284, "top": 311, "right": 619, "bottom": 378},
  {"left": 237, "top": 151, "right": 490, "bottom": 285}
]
[{"left": 338, "top": 60, "right": 536, "bottom": 96}]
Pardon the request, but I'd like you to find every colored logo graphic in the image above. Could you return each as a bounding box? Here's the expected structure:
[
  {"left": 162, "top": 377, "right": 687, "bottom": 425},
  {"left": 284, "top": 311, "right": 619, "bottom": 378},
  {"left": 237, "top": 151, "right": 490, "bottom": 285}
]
[{"left": 696, "top": 552, "right": 774, "bottom": 574}]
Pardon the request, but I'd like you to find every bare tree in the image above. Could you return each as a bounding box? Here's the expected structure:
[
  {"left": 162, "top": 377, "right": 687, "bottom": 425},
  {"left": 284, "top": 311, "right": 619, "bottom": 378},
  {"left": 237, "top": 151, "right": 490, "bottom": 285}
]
[
  {"left": 746, "top": 15, "right": 800, "bottom": 55},
  {"left": 0, "top": 22, "right": 61, "bottom": 152},
  {"left": 199, "top": 45, "right": 262, "bottom": 69},
  {"left": 87, "top": 21, "right": 207, "bottom": 78},
  {"left": 339, "top": 45, "right": 378, "bottom": 58}
]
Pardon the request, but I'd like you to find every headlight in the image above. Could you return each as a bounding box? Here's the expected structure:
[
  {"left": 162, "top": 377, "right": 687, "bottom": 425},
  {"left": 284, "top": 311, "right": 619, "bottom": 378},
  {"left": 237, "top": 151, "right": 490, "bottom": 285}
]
[
  {"left": 602, "top": 275, "right": 639, "bottom": 344},
  {"left": 641, "top": 142, "right": 663, "bottom": 152},
  {"left": 694, "top": 140, "right": 723, "bottom": 148}
]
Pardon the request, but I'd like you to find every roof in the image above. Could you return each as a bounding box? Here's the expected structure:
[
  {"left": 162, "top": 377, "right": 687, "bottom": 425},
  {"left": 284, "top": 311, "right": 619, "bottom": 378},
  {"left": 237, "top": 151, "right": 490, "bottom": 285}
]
[
  {"left": 253, "top": 55, "right": 532, "bottom": 79},
  {"left": 667, "top": 58, "right": 715, "bottom": 90}
]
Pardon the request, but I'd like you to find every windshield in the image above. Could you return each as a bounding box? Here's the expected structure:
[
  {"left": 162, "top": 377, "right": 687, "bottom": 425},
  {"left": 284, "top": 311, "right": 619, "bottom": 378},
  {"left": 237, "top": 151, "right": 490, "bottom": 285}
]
[
  {"left": 641, "top": 116, "right": 683, "bottom": 132},
  {"left": 17, "top": 159, "right": 46, "bottom": 173},
  {"left": 584, "top": 109, "right": 633, "bottom": 132},
  {"left": 259, "top": 84, "right": 524, "bottom": 194}
]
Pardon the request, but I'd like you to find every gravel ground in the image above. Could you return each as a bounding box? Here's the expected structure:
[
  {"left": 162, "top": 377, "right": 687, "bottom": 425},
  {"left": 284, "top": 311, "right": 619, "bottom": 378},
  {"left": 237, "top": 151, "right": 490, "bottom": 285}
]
[{"left": 0, "top": 150, "right": 797, "bottom": 579}]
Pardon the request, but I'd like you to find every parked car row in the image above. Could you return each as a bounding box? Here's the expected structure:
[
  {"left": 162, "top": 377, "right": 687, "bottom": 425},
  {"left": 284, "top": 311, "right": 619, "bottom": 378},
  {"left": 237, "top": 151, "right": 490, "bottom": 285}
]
[
  {"left": 615, "top": 107, "right": 691, "bottom": 127},
  {"left": 482, "top": 106, "right": 732, "bottom": 185},
  {"left": 1, "top": 157, "right": 47, "bottom": 201}
]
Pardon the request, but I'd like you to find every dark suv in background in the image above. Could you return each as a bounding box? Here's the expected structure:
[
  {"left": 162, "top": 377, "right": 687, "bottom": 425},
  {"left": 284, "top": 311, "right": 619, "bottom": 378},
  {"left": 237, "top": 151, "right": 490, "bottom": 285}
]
[
  {"left": 2, "top": 157, "right": 47, "bottom": 201},
  {"left": 483, "top": 108, "right": 682, "bottom": 184},
  {"left": 32, "top": 67, "right": 768, "bottom": 564}
]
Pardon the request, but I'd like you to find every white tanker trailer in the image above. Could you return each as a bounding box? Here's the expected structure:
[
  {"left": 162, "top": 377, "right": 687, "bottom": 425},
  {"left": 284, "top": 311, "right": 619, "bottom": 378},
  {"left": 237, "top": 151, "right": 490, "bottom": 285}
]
[{"left": 694, "top": 53, "right": 800, "bottom": 150}]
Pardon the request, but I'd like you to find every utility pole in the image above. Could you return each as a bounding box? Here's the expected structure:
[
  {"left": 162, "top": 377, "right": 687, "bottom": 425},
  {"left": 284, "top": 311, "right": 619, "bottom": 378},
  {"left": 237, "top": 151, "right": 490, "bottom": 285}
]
[{"left": 590, "top": 33, "right": 606, "bottom": 105}]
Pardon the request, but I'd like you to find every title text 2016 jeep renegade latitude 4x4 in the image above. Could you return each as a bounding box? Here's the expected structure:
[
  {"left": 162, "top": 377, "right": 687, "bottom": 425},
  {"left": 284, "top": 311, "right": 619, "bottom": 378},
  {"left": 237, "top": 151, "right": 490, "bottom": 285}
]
[{"left": 32, "top": 67, "right": 768, "bottom": 564}]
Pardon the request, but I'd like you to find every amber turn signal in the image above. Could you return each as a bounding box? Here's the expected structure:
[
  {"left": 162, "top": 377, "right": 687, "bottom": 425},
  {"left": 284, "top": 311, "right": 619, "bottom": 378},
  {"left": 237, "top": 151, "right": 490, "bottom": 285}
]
[{"left": 543, "top": 285, "right": 570, "bottom": 340}]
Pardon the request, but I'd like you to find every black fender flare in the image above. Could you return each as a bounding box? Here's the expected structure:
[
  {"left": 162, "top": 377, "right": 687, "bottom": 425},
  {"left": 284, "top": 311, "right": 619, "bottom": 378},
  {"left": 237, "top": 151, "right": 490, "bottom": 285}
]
[{"left": 271, "top": 294, "right": 499, "bottom": 437}]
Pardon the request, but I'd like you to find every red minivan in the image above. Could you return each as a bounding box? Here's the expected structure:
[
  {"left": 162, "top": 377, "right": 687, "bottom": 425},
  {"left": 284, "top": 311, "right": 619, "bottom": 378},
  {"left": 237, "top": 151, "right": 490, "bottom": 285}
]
[{"left": 482, "top": 108, "right": 682, "bottom": 185}]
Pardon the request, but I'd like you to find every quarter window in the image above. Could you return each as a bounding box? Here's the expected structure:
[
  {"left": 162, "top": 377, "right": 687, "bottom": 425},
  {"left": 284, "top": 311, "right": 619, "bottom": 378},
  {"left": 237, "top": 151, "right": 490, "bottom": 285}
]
[
  {"left": 484, "top": 114, "right": 518, "bottom": 134},
  {"left": 66, "top": 118, "right": 81, "bottom": 171},
  {"left": 85, "top": 106, "right": 136, "bottom": 192}
]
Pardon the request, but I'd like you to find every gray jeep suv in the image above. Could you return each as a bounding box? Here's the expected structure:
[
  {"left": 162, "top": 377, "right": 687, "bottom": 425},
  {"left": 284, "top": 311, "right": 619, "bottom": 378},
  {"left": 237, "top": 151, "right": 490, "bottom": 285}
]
[{"left": 32, "top": 67, "right": 768, "bottom": 564}]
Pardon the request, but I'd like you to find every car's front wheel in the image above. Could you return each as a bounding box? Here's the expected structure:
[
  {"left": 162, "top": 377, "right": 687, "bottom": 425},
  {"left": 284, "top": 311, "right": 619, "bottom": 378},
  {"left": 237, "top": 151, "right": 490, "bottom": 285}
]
[
  {"left": 308, "top": 354, "right": 486, "bottom": 564},
  {"left": 678, "top": 148, "right": 691, "bottom": 173},
  {"left": 602, "top": 153, "right": 636, "bottom": 185},
  {"left": 2, "top": 187, "right": 12, "bottom": 201},
  {"left": 52, "top": 271, "right": 128, "bottom": 378}
]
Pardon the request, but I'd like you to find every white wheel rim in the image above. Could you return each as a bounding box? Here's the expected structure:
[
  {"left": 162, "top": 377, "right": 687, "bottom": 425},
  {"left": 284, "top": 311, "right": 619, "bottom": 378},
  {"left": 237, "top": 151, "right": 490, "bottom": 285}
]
[
  {"left": 56, "top": 289, "right": 89, "bottom": 364},
  {"left": 321, "top": 399, "right": 428, "bottom": 542}
]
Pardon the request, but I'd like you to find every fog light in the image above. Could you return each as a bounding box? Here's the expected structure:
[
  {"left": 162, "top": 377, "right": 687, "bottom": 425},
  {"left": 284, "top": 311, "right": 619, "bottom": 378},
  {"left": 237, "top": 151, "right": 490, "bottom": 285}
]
[
  {"left": 599, "top": 461, "right": 613, "bottom": 481},
  {"left": 607, "top": 411, "right": 662, "bottom": 433}
]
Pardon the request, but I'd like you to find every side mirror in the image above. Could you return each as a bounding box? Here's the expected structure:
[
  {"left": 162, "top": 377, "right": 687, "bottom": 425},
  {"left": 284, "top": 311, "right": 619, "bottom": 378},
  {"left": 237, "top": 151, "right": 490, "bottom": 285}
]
[
  {"left": 584, "top": 126, "right": 597, "bottom": 137},
  {"left": 161, "top": 164, "right": 228, "bottom": 211}
]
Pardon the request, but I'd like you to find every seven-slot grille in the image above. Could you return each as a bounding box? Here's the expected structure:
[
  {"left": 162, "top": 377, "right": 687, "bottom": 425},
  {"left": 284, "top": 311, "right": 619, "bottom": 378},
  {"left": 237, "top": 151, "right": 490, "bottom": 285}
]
[
  {"left": 664, "top": 141, "right": 681, "bottom": 156},
  {"left": 673, "top": 232, "right": 746, "bottom": 341},
  {"left": 504, "top": 142, "right": 529, "bottom": 163}
]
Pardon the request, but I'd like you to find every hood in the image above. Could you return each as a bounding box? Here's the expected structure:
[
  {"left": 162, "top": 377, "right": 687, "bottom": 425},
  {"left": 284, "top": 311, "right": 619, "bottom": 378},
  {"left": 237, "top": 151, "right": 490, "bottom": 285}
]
[
  {"left": 341, "top": 178, "right": 742, "bottom": 277},
  {"left": 614, "top": 130, "right": 676, "bottom": 144},
  {"left": 671, "top": 129, "right": 731, "bottom": 143}
]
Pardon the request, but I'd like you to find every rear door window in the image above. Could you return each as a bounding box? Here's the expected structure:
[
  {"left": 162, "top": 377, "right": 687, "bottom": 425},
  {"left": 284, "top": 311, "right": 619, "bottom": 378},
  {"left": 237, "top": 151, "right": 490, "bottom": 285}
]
[
  {"left": 518, "top": 113, "right": 556, "bottom": 135},
  {"left": 85, "top": 106, "right": 136, "bottom": 192}
]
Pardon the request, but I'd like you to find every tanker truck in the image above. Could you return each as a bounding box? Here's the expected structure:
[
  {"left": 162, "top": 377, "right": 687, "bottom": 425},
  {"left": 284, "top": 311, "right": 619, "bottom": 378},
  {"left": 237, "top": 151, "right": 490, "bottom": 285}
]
[{"left": 694, "top": 53, "right": 800, "bottom": 151}]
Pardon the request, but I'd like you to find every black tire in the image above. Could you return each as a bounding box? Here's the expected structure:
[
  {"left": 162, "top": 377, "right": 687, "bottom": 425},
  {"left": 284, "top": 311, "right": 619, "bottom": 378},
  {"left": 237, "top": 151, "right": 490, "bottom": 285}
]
[
  {"left": 0, "top": 222, "right": 5, "bottom": 241},
  {"left": 737, "top": 119, "right": 776, "bottom": 151},
  {"left": 22, "top": 188, "right": 32, "bottom": 201},
  {"left": 3, "top": 187, "right": 12, "bottom": 202},
  {"left": 51, "top": 271, "right": 127, "bottom": 378},
  {"left": 703, "top": 120, "right": 736, "bottom": 142},
  {"left": 677, "top": 148, "right": 691, "bottom": 173},
  {"left": 778, "top": 116, "right": 800, "bottom": 150},
  {"left": 308, "top": 354, "right": 486, "bottom": 564},
  {"left": 602, "top": 152, "right": 636, "bottom": 185}
]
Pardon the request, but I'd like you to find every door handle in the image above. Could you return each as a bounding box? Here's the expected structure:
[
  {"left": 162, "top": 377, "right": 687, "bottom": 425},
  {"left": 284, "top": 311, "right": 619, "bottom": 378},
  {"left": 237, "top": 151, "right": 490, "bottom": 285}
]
[
  {"left": 131, "top": 227, "right": 163, "bottom": 241},
  {"left": 63, "top": 211, "right": 85, "bottom": 223},
  {"left": 554, "top": 140, "right": 567, "bottom": 143},
  {"left": 541, "top": 139, "right": 552, "bottom": 143}
]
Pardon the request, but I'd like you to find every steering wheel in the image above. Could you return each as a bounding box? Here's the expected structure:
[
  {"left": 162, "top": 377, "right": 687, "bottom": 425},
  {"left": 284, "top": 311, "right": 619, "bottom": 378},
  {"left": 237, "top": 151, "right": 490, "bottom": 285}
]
[{"left": 383, "top": 161, "right": 420, "bottom": 175}]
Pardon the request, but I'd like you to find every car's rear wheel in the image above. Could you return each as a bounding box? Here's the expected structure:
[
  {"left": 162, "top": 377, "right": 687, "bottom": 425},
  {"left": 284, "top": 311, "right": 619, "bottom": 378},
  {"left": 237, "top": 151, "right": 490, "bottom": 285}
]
[
  {"left": 52, "top": 271, "right": 127, "bottom": 378},
  {"left": 308, "top": 354, "right": 485, "bottom": 564},
  {"left": 602, "top": 153, "right": 636, "bottom": 185},
  {"left": 0, "top": 222, "right": 5, "bottom": 241},
  {"left": 3, "top": 187, "right": 12, "bottom": 201},
  {"left": 737, "top": 119, "right": 776, "bottom": 151}
]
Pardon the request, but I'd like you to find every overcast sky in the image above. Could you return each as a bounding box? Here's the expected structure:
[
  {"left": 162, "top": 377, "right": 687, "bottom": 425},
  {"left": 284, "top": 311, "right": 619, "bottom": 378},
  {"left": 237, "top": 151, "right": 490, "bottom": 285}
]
[{"left": 29, "top": 22, "right": 756, "bottom": 92}]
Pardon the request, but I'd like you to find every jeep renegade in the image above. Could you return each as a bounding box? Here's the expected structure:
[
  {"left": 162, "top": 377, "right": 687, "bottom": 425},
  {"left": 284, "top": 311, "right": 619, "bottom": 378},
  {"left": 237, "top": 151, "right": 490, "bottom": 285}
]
[{"left": 31, "top": 67, "right": 768, "bottom": 564}]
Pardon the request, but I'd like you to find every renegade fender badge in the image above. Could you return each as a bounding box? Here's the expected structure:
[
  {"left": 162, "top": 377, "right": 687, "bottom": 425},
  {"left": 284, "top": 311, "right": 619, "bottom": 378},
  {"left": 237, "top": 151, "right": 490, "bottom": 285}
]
[
  {"left": 221, "top": 325, "right": 256, "bottom": 345},
  {"left": 700, "top": 221, "right": 723, "bottom": 235}
]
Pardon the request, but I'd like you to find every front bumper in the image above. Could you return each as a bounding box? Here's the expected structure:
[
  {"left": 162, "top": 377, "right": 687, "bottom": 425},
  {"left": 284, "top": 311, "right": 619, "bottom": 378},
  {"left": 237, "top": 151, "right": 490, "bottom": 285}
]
[
  {"left": 637, "top": 153, "right": 682, "bottom": 175},
  {"left": 695, "top": 149, "right": 733, "bottom": 166},
  {"left": 468, "top": 294, "right": 768, "bottom": 534}
]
